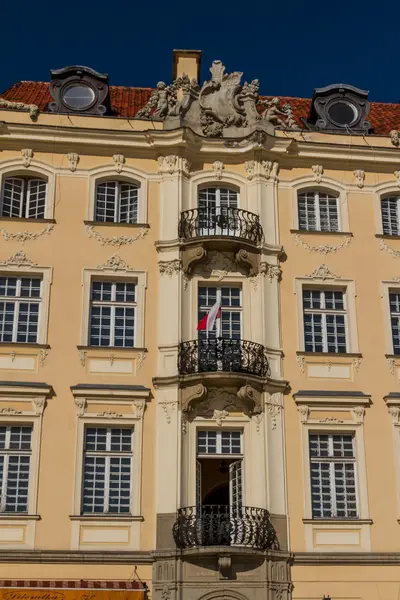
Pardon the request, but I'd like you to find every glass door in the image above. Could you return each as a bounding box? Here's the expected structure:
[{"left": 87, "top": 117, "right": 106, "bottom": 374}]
[{"left": 197, "top": 187, "right": 239, "bottom": 236}]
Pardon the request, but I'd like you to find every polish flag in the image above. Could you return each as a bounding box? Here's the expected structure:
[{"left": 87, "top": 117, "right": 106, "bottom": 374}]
[{"left": 197, "top": 300, "right": 222, "bottom": 332}]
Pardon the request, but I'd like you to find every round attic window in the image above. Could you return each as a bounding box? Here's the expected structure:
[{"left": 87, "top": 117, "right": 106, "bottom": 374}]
[
  {"left": 62, "top": 84, "right": 95, "bottom": 110},
  {"left": 327, "top": 100, "right": 358, "bottom": 127}
]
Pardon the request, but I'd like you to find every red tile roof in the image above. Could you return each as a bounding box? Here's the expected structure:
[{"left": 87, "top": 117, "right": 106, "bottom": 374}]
[{"left": 1, "top": 81, "right": 400, "bottom": 135}]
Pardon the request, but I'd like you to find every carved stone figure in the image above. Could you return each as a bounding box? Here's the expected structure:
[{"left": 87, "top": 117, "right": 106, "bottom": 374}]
[{"left": 260, "top": 97, "right": 291, "bottom": 128}]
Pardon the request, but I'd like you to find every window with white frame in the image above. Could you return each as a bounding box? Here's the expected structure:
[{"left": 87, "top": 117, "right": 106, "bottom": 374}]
[
  {"left": 197, "top": 430, "right": 242, "bottom": 455},
  {"left": 197, "top": 187, "right": 239, "bottom": 235},
  {"left": 298, "top": 190, "right": 339, "bottom": 232},
  {"left": 381, "top": 196, "right": 400, "bottom": 236},
  {"left": 0, "top": 177, "right": 47, "bottom": 219},
  {"left": 89, "top": 280, "right": 136, "bottom": 347},
  {"left": 82, "top": 427, "right": 133, "bottom": 514},
  {"left": 389, "top": 292, "right": 400, "bottom": 354},
  {"left": 198, "top": 286, "right": 241, "bottom": 340},
  {"left": 95, "top": 181, "right": 139, "bottom": 224},
  {"left": 0, "top": 276, "right": 41, "bottom": 343},
  {"left": 0, "top": 425, "right": 32, "bottom": 513},
  {"left": 303, "top": 289, "right": 347, "bottom": 353},
  {"left": 309, "top": 432, "right": 358, "bottom": 519}
]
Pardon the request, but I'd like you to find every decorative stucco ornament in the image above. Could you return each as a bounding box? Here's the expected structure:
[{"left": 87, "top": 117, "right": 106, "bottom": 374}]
[
  {"left": 113, "top": 154, "right": 125, "bottom": 173},
  {"left": 312, "top": 164, "right": 324, "bottom": 183},
  {"left": 67, "top": 152, "right": 79, "bottom": 172},
  {"left": 135, "top": 59, "right": 298, "bottom": 138},
  {"left": 0, "top": 97, "right": 39, "bottom": 120},
  {"left": 259, "top": 97, "right": 297, "bottom": 130},
  {"left": 21, "top": 148, "right": 33, "bottom": 168},
  {"left": 353, "top": 169, "right": 365, "bottom": 188},
  {"left": 390, "top": 130, "right": 400, "bottom": 147}
]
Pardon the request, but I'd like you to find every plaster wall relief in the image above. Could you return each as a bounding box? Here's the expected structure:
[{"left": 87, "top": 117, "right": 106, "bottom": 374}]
[
  {"left": 292, "top": 232, "right": 352, "bottom": 255},
  {"left": 311, "top": 164, "right": 324, "bottom": 183},
  {"left": 67, "top": 152, "right": 79, "bottom": 172},
  {"left": 158, "top": 155, "right": 191, "bottom": 176},
  {"left": 245, "top": 160, "right": 279, "bottom": 181},
  {"left": 0, "top": 224, "right": 54, "bottom": 243},
  {"left": 0, "top": 97, "right": 39, "bottom": 119},
  {"left": 136, "top": 60, "right": 298, "bottom": 138},
  {"left": 85, "top": 224, "right": 148, "bottom": 247}
]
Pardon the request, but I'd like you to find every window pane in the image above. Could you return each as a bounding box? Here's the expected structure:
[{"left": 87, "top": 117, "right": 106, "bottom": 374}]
[
  {"left": 85, "top": 428, "right": 107, "bottom": 452},
  {"left": 110, "top": 429, "right": 133, "bottom": 452},
  {"left": 27, "top": 179, "right": 47, "bottom": 219},
  {"left": 0, "top": 278, "right": 17, "bottom": 297},
  {"left": 108, "top": 457, "right": 131, "bottom": 513},
  {"left": 382, "top": 197, "right": 400, "bottom": 236},
  {"left": 1, "top": 178, "right": 24, "bottom": 218},
  {"left": 91, "top": 281, "right": 112, "bottom": 302},
  {"left": 298, "top": 192, "right": 317, "bottom": 231},
  {"left": 82, "top": 456, "right": 106, "bottom": 513},
  {"left": 95, "top": 182, "right": 117, "bottom": 222},
  {"left": 9, "top": 427, "right": 32, "bottom": 451},
  {"left": 319, "top": 194, "right": 339, "bottom": 232},
  {"left": 119, "top": 184, "right": 139, "bottom": 224},
  {"left": 17, "top": 303, "right": 39, "bottom": 343},
  {"left": 221, "top": 431, "right": 241, "bottom": 454},
  {"left": 20, "top": 279, "right": 41, "bottom": 298},
  {"left": 197, "top": 431, "right": 217, "bottom": 454},
  {"left": 0, "top": 302, "right": 15, "bottom": 342},
  {"left": 6, "top": 456, "right": 30, "bottom": 513}
]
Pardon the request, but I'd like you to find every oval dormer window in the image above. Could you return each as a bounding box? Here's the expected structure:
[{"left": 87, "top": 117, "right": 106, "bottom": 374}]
[
  {"left": 62, "top": 84, "right": 96, "bottom": 110},
  {"left": 327, "top": 100, "right": 358, "bottom": 127}
]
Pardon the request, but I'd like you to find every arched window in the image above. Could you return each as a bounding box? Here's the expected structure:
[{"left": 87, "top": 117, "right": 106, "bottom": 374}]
[
  {"left": 197, "top": 186, "right": 239, "bottom": 235},
  {"left": 95, "top": 181, "right": 139, "bottom": 224},
  {"left": 0, "top": 177, "right": 47, "bottom": 219},
  {"left": 298, "top": 190, "right": 339, "bottom": 232},
  {"left": 381, "top": 195, "right": 400, "bottom": 236}
]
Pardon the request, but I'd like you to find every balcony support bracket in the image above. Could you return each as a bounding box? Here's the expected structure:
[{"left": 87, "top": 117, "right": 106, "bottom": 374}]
[
  {"left": 217, "top": 554, "right": 232, "bottom": 580},
  {"left": 181, "top": 383, "right": 208, "bottom": 413},
  {"left": 181, "top": 244, "right": 207, "bottom": 275},
  {"left": 235, "top": 248, "right": 259, "bottom": 277},
  {"left": 237, "top": 383, "right": 262, "bottom": 414}
]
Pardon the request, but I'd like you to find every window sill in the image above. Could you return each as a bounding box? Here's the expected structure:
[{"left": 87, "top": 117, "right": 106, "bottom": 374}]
[
  {"left": 0, "top": 217, "right": 55, "bottom": 224},
  {"left": 297, "top": 351, "right": 362, "bottom": 358},
  {"left": 0, "top": 514, "right": 41, "bottom": 520},
  {"left": 303, "top": 518, "right": 372, "bottom": 525},
  {"left": 77, "top": 345, "right": 147, "bottom": 352},
  {"left": 84, "top": 221, "right": 149, "bottom": 229},
  {"left": 376, "top": 234, "right": 400, "bottom": 240},
  {"left": 70, "top": 514, "right": 143, "bottom": 522},
  {"left": 0, "top": 343, "right": 50, "bottom": 349},
  {"left": 291, "top": 229, "right": 352, "bottom": 236}
]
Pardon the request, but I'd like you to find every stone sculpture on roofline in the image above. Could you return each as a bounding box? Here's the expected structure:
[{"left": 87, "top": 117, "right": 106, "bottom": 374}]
[{"left": 136, "top": 59, "right": 298, "bottom": 137}]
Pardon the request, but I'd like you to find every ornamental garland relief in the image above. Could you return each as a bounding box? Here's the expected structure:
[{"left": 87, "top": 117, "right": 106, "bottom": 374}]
[
  {"left": 0, "top": 223, "right": 54, "bottom": 243},
  {"left": 378, "top": 238, "right": 400, "bottom": 258},
  {"left": 85, "top": 224, "right": 148, "bottom": 247},
  {"left": 292, "top": 232, "right": 352, "bottom": 255}
]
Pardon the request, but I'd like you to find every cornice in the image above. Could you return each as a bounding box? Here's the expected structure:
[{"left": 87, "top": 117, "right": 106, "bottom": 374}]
[
  {"left": 0, "top": 549, "right": 153, "bottom": 564},
  {"left": 2, "top": 120, "right": 400, "bottom": 165},
  {"left": 293, "top": 552, "right": 400, "bottom": 565}
]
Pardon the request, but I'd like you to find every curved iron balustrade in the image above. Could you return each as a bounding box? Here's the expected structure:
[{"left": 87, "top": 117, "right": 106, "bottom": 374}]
[
  {"left": 178, "top": 207, "right": 263, "bottom": 244},
  {"left": 173, "top": 505, "right": 279, "bottom": 550},
  {"left": 178, "top": 338, "right": 269, "bottom": 378}
]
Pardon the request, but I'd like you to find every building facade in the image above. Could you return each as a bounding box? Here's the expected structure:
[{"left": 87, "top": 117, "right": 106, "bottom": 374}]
[{"left": 0, "top": 50, "right": 399, "bottom": 600}]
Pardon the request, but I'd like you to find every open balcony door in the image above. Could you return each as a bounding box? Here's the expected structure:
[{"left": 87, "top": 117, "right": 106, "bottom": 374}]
[{"left": 230, "top": 459, "right": 243, "bottom": 545}]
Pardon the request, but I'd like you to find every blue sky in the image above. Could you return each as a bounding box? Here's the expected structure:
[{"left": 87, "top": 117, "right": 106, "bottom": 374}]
[{"left": 1, "top": 0, "right": 398, "bottom": 102}]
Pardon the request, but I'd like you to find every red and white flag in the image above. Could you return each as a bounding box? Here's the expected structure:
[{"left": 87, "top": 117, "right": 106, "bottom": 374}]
[{"left": 197, "top": 300, "right": 222, "bottom": 332}]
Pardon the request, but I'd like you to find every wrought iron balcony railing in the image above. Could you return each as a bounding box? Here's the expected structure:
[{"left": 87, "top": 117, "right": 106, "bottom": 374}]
[
  {"left": 173, "top": 505, "right": 279, "bottom": 550},
  {"left": 178, "top": 207, "right": 263, "bottom": 244},
  {"left": 178, "top": 338, "right": 269, "bottom": 378}
]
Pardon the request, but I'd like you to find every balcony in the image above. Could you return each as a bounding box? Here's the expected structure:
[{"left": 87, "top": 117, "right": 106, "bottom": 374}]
[
  {"left": 173, "top": 505, "right": 279, "bottom": 550},
  {"left": 178, "top": 338, "right": 269, "bottom": 379},
  {"left": 178, "top": 207, "right": 263, "bottom": 244}
]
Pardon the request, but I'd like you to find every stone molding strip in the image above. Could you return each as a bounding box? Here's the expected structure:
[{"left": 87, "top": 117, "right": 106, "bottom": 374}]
[
  {"left": 0, "top": 550, "right": 153, "bottom": 564},
  {"left": 294, "top": 552, "right": 400, "bottom": 565}
]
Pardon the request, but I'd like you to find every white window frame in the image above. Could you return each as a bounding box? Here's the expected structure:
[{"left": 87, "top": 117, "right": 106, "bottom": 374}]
[
  {"left": 196, "top": 429, "right": 243, "bottom": 457},
  {"left": 88, "top": 280, "right": 137, "bottom": 348},
  {"left": 294, "top": 277, "right": 359, "bottom": 354},
  {"left": 197, "top": 284, "right": 242, "bottom": 340},
  {"left": 380, "top": 195, "right": 400, "bottom": 236},
  {"left": 81, "top": 269, "right": 147, "bottom": 348},
  {"left": 0, "top": 178, "right": 48, "bottom": 220},
  {"left": 81, "top": 425, "right": 134, "bottom": 515},
  {"left": 0, "top": 425, "right": 33, "bottom": 513},
  {"left": 197, "top": 185, "right": 240, "bottom": 209},
  {"left": 71, "top": 387, "right": 148, "bottom": 550},
  {"left": 188, "top": 172, "right": 246, "bottom": 213},
  {"left": 88, "top": 169, "right": 148, "bottom": 224},
  {"left": 0, "top": 265, "right": 52, "bottom": 346},
  {"left": 0, "top": 276, "right": 42, "bottom": 344},
  {"left": 297, "top": 190, "right": 341, "bottom": 232},
  {"left": 380, "top": 282, "right": 400, "bottom": 355},
  {"left": 290, "top": 181, "right": 349, "bottom": 233},
  {"left": 302, "top": 288, "right": 348, "bottom": 353},
  {"left": 0, "top": 164, "right": 55, "bottom": 221},
  {"left": 308, "top": 431, "right": 359, "bottom": 519},
  {"left": 94, "top": 180, "right": 140, "bottom": 224}
]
